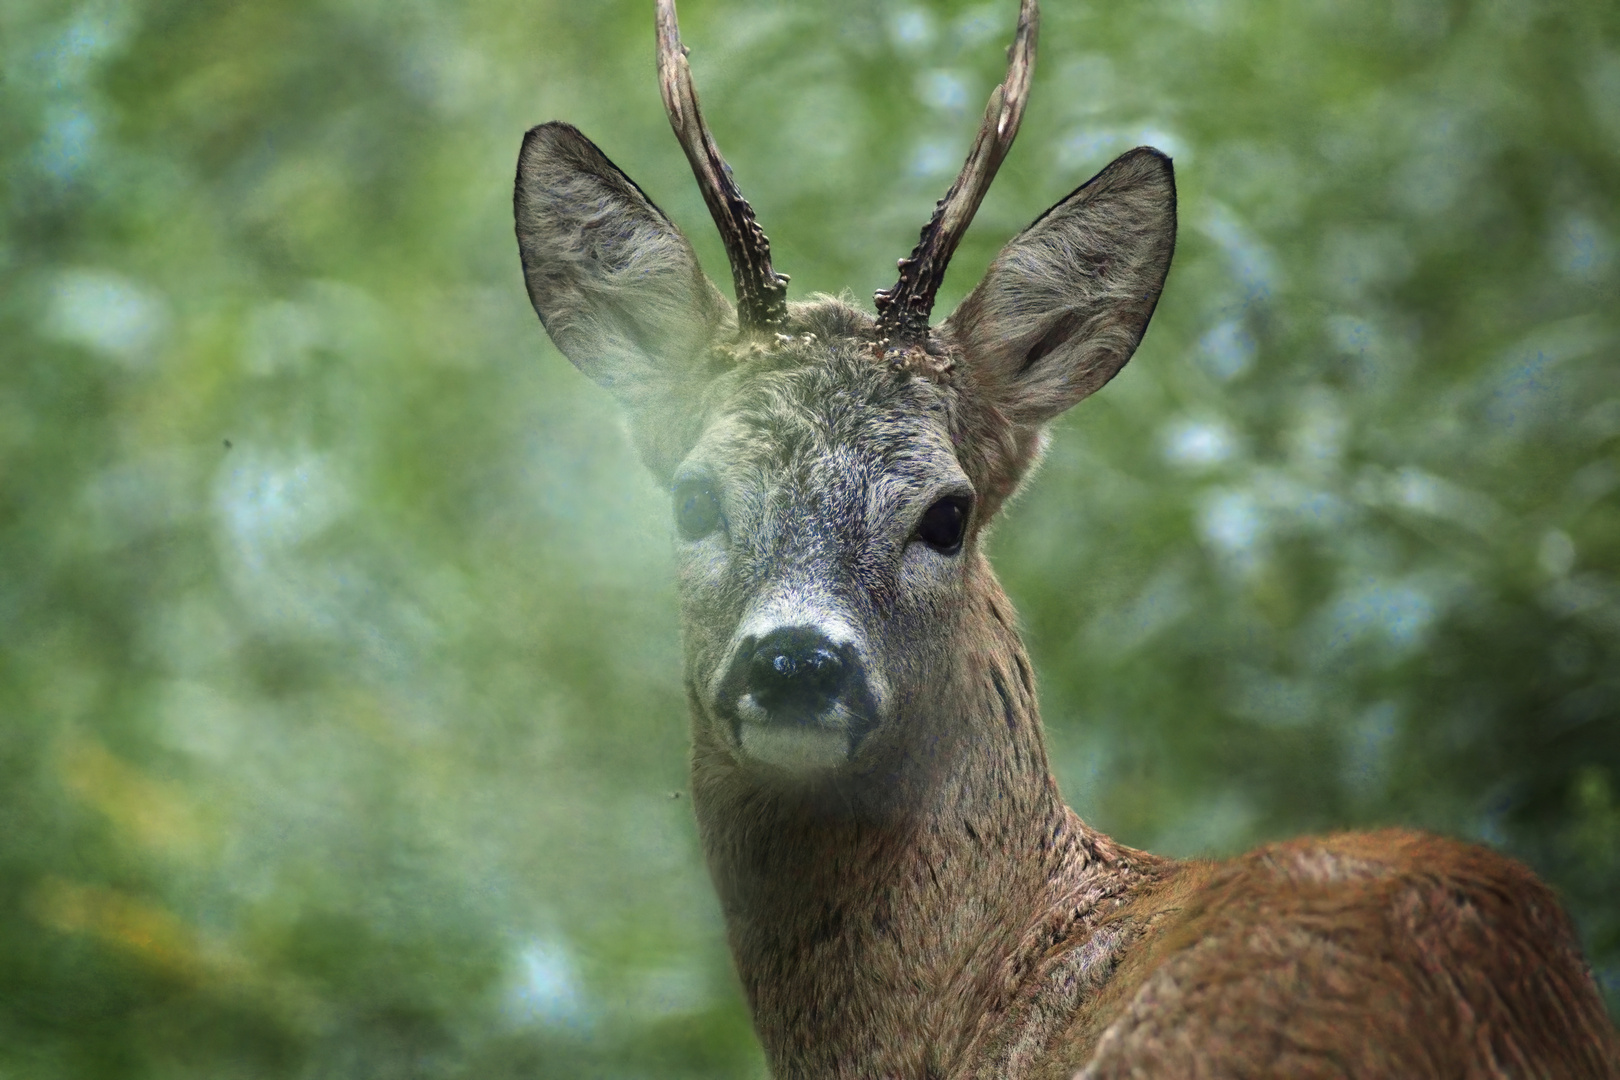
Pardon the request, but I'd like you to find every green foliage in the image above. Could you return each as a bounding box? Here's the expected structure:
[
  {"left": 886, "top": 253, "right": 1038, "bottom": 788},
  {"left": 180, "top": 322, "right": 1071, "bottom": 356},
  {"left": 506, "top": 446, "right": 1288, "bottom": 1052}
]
[{"left": 1, "top": 0, "right": 1615, "bottom": 1074}]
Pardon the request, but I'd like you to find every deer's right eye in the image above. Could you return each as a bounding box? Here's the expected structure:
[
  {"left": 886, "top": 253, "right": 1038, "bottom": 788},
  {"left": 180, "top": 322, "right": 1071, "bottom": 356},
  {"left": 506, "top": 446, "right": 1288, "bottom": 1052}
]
[
  {"left": 915, "top": 495, "right": 970, "bottom": 556},
  {"left": 674, "top": 479, "right": 723, "bottom": 540}
]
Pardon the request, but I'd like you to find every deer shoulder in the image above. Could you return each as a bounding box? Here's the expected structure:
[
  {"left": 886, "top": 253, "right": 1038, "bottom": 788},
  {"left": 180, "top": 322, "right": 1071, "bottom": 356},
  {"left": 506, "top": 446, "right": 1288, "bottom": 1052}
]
[{"left": 1029, "top": 829, "right": 1618, "bottom": 1079}]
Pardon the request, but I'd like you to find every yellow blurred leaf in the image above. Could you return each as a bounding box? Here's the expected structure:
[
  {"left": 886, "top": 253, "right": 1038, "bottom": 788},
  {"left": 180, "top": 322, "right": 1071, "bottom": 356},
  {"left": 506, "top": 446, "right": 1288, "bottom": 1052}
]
[{"left": 58, "top": 736, "right": 209, "bottom": 859}]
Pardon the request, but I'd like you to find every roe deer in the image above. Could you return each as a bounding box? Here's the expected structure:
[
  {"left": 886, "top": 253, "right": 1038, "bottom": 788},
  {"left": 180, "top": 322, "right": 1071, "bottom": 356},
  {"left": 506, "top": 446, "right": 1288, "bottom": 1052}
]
[{"left": 513, "top": 1, "right": 1620, "bottom": 1075}]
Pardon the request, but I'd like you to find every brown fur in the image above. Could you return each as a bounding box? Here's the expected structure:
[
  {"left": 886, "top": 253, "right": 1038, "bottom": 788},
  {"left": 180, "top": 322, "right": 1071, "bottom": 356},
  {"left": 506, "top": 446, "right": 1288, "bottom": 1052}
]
[
  {"left": 1066, "top": 831, "right": 1618, "bottom": 1078},
  {"left": 512, "top": 41, "right": 1619, "bottom": 1080}
]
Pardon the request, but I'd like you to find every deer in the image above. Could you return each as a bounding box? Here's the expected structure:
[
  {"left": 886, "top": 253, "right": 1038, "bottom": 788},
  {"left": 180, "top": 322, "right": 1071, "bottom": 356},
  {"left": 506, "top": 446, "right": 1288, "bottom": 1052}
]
[{"left": 512, "top": 1, "right": 1620, "bottom": 1076}]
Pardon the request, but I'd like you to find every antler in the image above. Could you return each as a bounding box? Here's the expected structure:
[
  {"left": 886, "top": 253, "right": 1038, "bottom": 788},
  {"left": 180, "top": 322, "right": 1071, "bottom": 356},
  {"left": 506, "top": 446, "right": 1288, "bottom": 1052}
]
[
  {"left": 656, "top": 0, "right": 790, "bottom": 334},
  {"left": 874, "top": 0, "right": 1038, "bottom": 347}
]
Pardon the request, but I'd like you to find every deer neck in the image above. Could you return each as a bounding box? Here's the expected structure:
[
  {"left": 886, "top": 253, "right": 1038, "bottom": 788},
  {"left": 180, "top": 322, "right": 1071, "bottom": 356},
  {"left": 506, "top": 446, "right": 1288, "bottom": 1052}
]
[{"left": 687, "top": 556, "right": 1159, "bottom": 1079}]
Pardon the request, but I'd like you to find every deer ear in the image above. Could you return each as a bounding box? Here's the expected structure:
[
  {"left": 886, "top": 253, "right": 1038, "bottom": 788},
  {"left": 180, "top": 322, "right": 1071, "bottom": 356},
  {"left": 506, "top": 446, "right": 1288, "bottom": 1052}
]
[
  {"left": 515, "top": 122, "right": 731, "bottom": 431},
  {"left": 944, "top": 147, "right": 1176, "bottom": 427}
]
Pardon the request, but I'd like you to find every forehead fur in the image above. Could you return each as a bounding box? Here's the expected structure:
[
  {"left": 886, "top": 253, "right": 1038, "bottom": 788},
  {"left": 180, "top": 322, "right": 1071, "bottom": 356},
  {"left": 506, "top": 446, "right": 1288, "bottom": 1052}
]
[
  {"left": 693, "top": 299, "right": 959, "bottom": 482},
  {"left": 675, "top": 295, "right": 1031, "bottom": 521}
]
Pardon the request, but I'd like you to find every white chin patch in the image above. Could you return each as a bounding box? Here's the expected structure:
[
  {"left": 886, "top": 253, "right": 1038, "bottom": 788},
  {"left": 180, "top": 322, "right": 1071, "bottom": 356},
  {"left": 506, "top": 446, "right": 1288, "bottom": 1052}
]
[{"left": 737, "top": 723, "right": 850, "bottom": 772}]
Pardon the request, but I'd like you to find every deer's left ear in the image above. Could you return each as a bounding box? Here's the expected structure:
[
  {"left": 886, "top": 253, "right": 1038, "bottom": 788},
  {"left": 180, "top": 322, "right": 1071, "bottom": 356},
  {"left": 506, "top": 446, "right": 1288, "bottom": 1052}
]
[
  {"left": 944, "top": 147, "right": 1176, "bottom": 427},
  {"left": 516, "top": 121, "right": 734, "bottom": 477}
]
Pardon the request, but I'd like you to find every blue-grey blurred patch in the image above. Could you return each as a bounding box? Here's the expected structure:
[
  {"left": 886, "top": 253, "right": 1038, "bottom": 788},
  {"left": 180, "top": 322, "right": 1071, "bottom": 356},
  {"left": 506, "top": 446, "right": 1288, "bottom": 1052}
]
[
  {"left": 243, "top": 300, "right": 325, "bottom": 377},
  {"left": 1325, "top": 313, "right": 1382, "bottom": 358},
  {"left": 1319, "top": 226, "right": 1414, "bottom": 302},
  {"left": 43, "top": 268, "right": 169, "bottom": 366},
  {"left": 1386, "top": 466, "right": 1504, "bottom": 539},
  {"left": 20, "top": 5, "right": 136, "bottom": 183},
  {"left": 33, "top": 3, "right": 136, "bottom": 89},
  {"left": 1058, "top": 128, "right": 1130, "bottom": 172},
  {"left": 1483, "top": 316, "right": 1608, "bottom": 435},
  {"left": 399, "top": 35, "right": 490, "bottom": 117},
  {"left": 240, "top": 280, "right": 395, "bottom": 377},
  {"left": 1569, "top": 459, "right": 1619, "bottom": 506},
  {"left": 1200, "top": 203, "right": 1277, "bottom": 303},
  {"left": 155, "top": 679, "right": 250, "bottom": 764},
  {"left": 1325, "top": 312, "right": 1415, "bottom": 396},
  {"left": 1248, "top": 467, "right": 1356, "bottom": 535},
  {"left": 1081, "top": 562, "right": 1194, "bottom": 663},
  {"left": 1053, "top": 54, "right": 1116, "bottom": 118},
  {"left": 1538, "top": 529, "right": 1577, "bottom": 579},
  {"left": 915, "top": 68, "right": 971, "bottom": 113},
  {"left": 1162, "top": 416, "right": 1239, "bottom": 470},
  {"left": 1540, "top": 575, "right": 1620, "bottom": 637},
  {"left": 1283, "top": 386, "right": 1347, "bottom": 476},
  {"left": 1389, "top": 104, "right": 1487, "bottom": 219},
  {"left": 1174, "top": 0, "right": 1229, "bottom": 33},
  {"left": 1058, "top": 126, "right": 1187, "bottom": 174},
  {"left": 1311, "top": 573, "right": 1460, "bottom": 663},
  {"left": 1053, "top": 729, "right": 1116, "bottom": 825},
  {"left": 1471, "top": 794, "right": 1511, "bottom": 848},
  {"left": 887, "top": 6, "right": 936, "bottom": 53},
  {"left": 506, "top": 937, "right": 593, "bottom": 1031},
  {"left": 1228, "top": 666, "right": 1321, "bottom": 730},
  {"left": 33, "top": 104, "right": 97, "bottom": 181},
  {"left": 1549, "top": 212, "right": 1615, "bottom": 284},
  {"left": 626, "top": 964, "right": 713, "bottom": 1020},
  {"left": 952, "top": 4, "right": 1007, "bottom": 49},
  {"left": 1599, "top": 965, "right": 1620, "bottom": 1003},
  {"left": 1196, "top": 487, "right": 1264, "bottom": 572},
  {"left": 1195, "top": 318, "right": 1255, "bottom": 381},
  {"left": 1584, "top": 49, "right": 1620, "bottom": 145},
  {"left": 1152, "top": 790, "right": 1257, "bottom": 859},
  {"left": 908, "top": 136, "right": 961, "bottom": 179},
  {"left": 1341, "top": 700, "right": 1400, "bottom": 801},
  {"left": 81, "top": 450, "right": 205, "bottom": 550},
  {"left": 214, "top": 448, "right": 352, "bottom": 636}
]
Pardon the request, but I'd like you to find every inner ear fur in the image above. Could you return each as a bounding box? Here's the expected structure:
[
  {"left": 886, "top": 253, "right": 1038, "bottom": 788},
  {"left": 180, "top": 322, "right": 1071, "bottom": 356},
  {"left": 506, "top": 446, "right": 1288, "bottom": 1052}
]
[
  {"left": 944, "top": 147, "right": 1177, "bottom": 428},
  {"left": 514, "top": 122, "right": 732, "bottom": 473}
]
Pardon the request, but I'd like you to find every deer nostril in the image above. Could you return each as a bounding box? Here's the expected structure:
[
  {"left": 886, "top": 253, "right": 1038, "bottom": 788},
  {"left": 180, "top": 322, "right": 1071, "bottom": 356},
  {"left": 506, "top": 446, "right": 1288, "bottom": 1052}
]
[{"left": 747, "top": 628, "right": 847, "bottom": 713}]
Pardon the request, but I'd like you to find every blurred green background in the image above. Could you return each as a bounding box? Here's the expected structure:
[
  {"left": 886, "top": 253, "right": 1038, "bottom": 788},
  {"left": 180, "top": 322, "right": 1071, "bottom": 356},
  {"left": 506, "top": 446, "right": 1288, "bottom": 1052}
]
[{"left": 2, "top": 0, "right": 1617, "bottom": 1075}]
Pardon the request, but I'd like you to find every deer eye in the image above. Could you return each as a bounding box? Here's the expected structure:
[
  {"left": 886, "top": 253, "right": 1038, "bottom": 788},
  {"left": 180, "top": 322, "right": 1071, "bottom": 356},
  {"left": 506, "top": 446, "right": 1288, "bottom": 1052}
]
[
  {"left": 914, "top": 495, "right": 970, "bottom": 556},
  {"left": 674, "top": 477, "right": 723, "bottom": 540}
]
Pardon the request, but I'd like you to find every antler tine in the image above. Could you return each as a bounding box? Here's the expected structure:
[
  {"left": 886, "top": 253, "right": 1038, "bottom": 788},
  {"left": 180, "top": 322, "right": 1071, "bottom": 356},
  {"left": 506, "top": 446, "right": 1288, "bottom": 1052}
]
[
  {"left": 656, "top": 0, "right": 789, "bottom": 334},
  {"left": 874, "top": 0, "right": 1038, "bottom": 347}
]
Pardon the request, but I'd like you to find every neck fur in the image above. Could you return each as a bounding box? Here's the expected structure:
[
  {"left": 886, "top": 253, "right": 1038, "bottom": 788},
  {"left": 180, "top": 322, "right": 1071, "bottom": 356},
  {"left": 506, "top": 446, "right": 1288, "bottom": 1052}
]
[{"left": 687, "top": 556, "right": 1163, "bottom": 1079}]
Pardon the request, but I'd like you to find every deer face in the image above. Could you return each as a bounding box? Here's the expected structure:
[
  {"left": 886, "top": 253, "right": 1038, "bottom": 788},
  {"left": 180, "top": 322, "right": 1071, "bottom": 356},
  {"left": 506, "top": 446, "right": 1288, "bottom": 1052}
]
[
  {"left": 669, "top": 335, "right": 973, "bottom": 773},
  {"left": 514, "top": 1, "right": 1175, "bottom": 780}
]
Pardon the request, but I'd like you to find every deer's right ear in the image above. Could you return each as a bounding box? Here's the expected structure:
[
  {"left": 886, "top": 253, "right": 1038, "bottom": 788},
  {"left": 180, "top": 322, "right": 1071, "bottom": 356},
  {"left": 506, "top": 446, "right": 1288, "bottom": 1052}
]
[
  {"left": 944, "top": 147, "right": 1176, "bottom": 429},
  {"left": 515, "top": 122, "right": 731, "bottom": 423}
]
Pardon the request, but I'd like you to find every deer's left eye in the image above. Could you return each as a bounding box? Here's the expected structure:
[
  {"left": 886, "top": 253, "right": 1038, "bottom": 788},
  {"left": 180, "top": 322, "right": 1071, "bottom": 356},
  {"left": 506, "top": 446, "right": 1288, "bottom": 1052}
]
[
  {"left": 915, "top": 495, "right": 970, "bottom": 556},
  {"left": 674, "top": 478, "right": 723, "bottom": 540}
]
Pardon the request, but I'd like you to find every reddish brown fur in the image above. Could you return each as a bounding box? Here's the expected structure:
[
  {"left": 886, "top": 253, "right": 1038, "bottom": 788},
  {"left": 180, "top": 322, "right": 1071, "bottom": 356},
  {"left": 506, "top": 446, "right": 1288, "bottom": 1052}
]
[{"left": 1065, "top": 832, "right": 1618, "bottom": 1078}]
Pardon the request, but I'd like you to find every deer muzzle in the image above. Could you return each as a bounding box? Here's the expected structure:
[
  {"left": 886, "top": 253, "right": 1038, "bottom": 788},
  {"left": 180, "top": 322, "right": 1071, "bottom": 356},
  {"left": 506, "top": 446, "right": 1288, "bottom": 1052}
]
[{"left": 713, "top": 612, "right": 885, "bottom": 772}]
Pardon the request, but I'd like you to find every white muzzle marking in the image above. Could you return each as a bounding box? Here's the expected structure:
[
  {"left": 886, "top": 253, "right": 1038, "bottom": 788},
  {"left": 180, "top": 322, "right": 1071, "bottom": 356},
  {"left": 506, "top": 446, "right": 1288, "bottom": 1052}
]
[
  {"left": 737, "top": 720, "right": 850, "bottom": 771},
  {"left": 717, "top": 589, "right": 888, "bottom": 772}
]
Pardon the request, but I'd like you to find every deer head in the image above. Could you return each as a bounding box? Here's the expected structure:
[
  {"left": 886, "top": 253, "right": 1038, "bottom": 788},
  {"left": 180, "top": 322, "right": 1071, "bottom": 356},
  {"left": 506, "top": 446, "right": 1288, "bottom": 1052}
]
[{"left": 514, "top": 0, "right": 1174, "bottom": 784}]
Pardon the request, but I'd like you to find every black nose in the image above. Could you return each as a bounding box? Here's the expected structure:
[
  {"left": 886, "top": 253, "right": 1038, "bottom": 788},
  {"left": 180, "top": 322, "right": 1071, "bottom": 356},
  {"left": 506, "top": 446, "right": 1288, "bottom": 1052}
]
[{"left": 746, "top": 627, "right": 848, "bottom": 715}]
